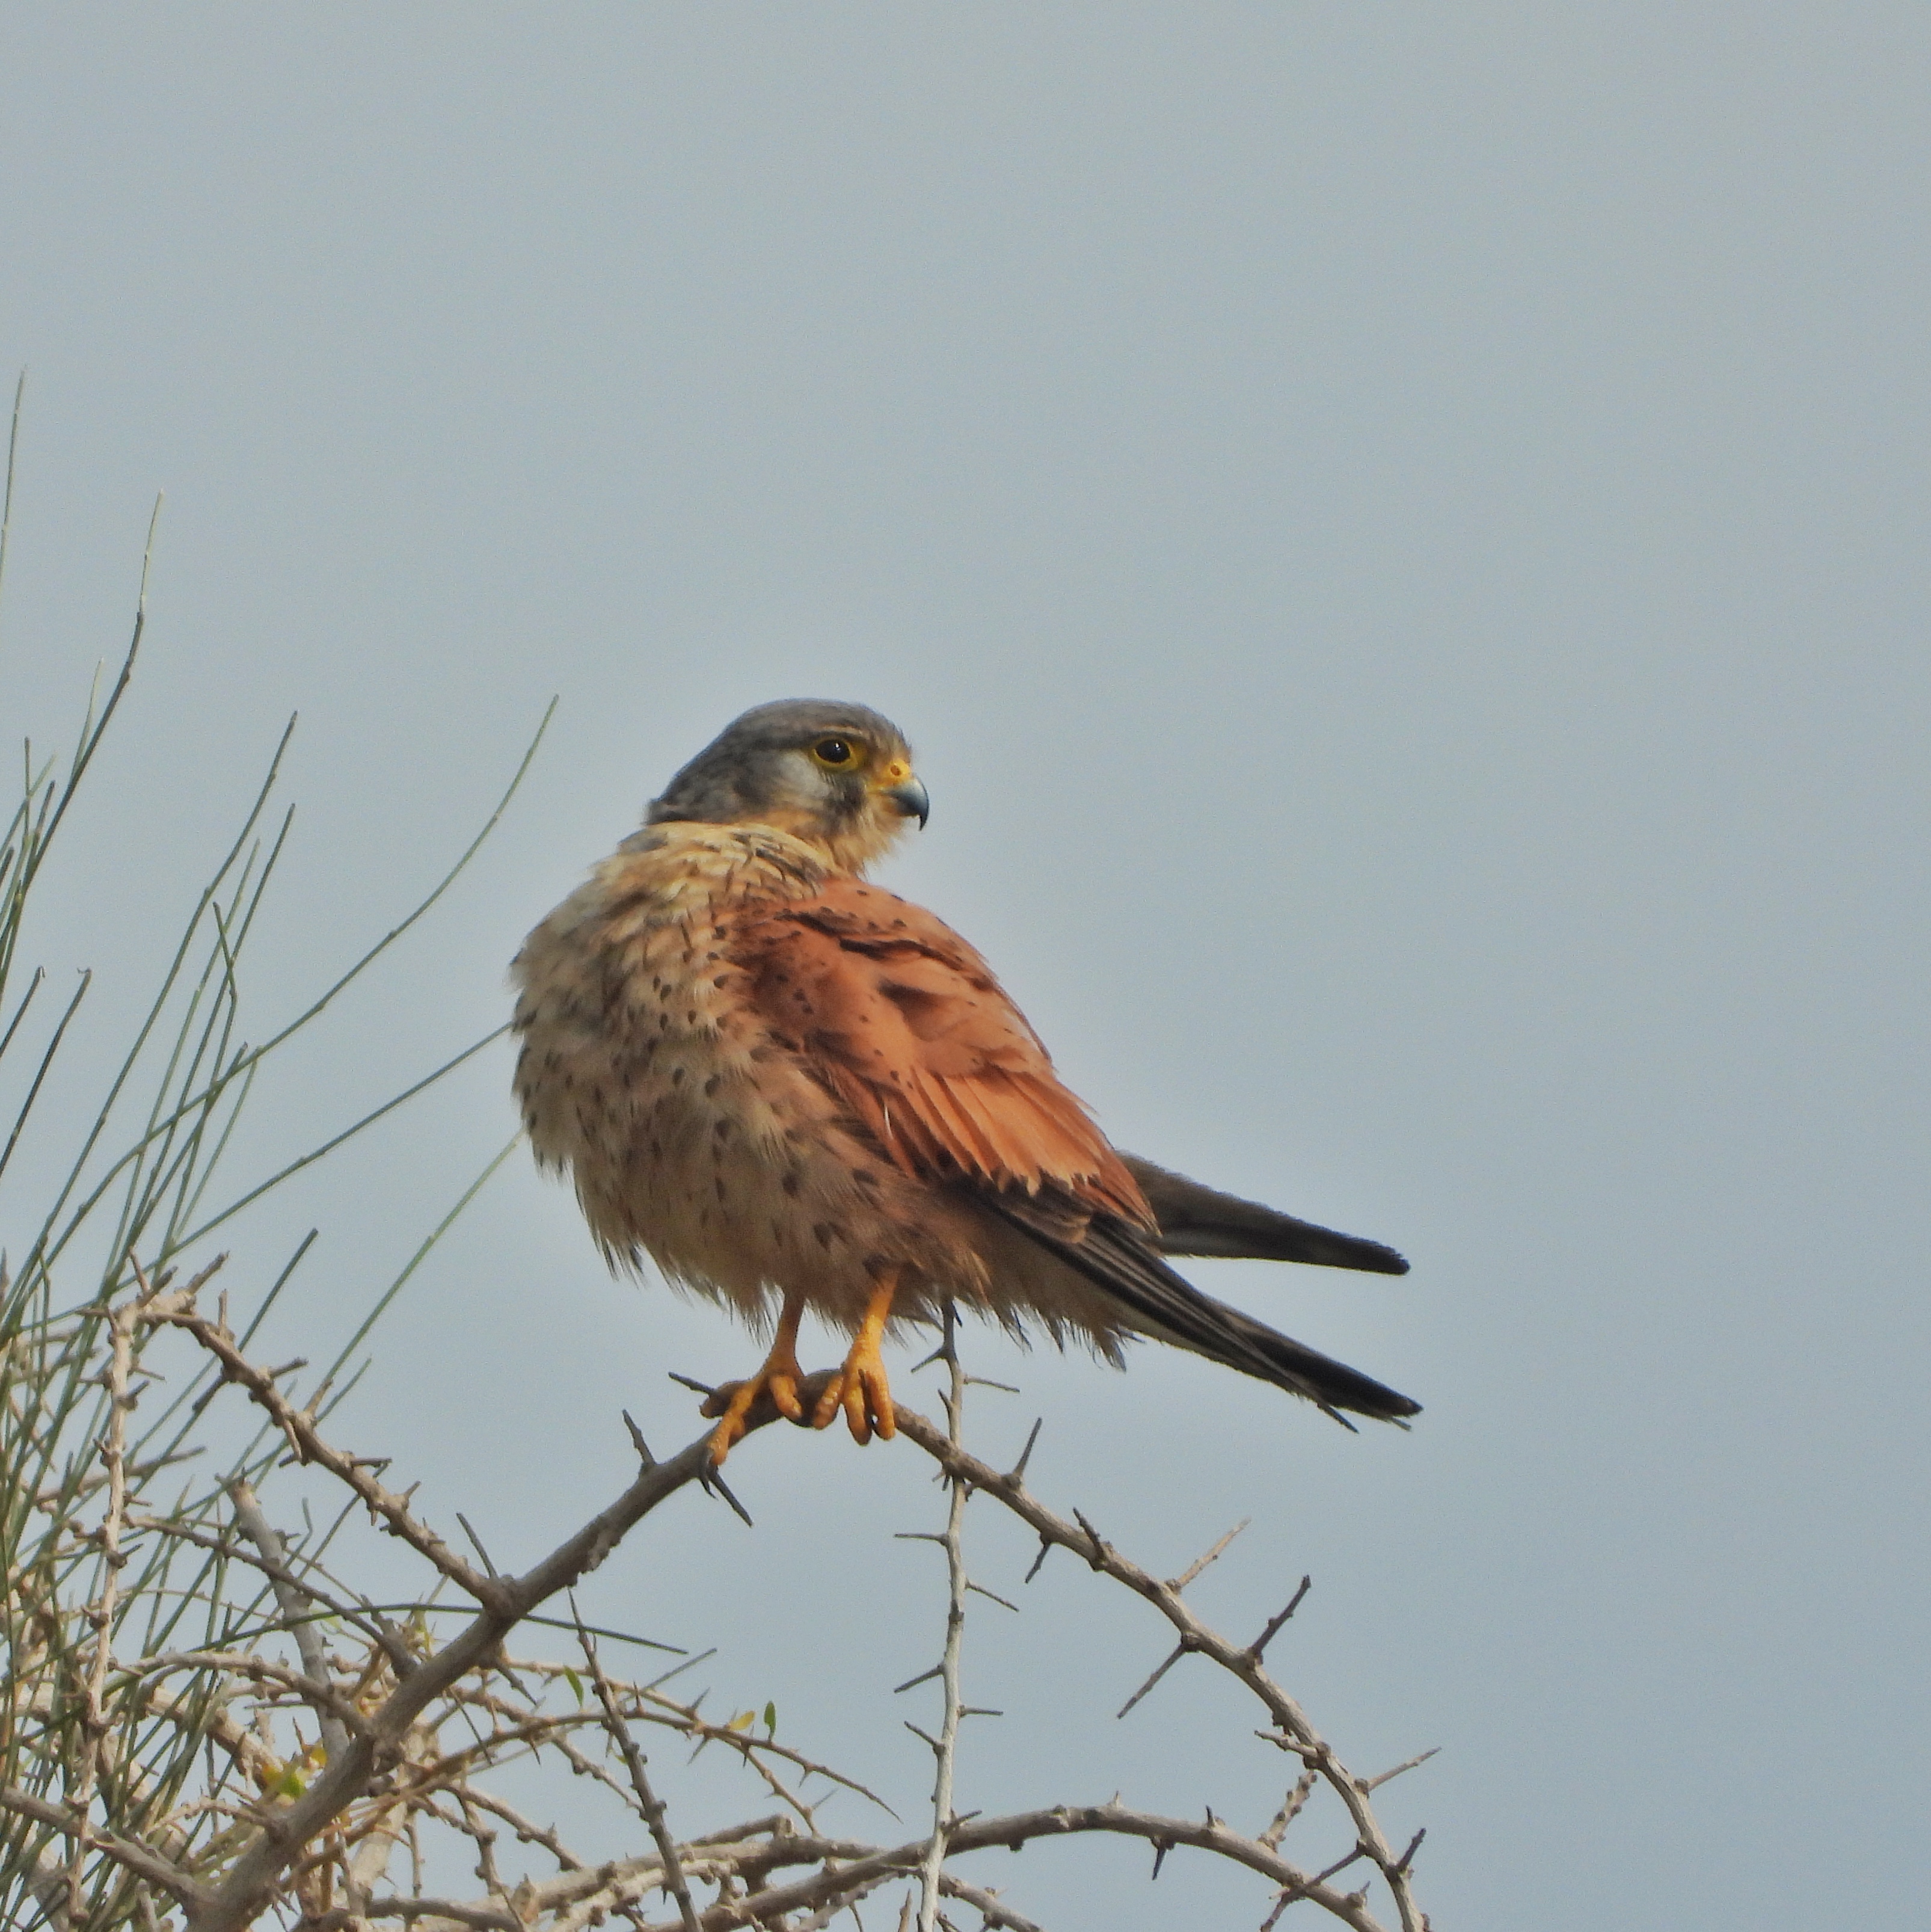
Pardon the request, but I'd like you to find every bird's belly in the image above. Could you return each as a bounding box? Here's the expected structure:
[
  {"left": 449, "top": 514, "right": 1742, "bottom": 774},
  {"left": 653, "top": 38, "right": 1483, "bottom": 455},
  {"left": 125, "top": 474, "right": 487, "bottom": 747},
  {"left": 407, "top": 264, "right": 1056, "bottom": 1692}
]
[
  {"left": 615, "top": 1059, "right": 814, "bottom": 1302},
  {"left": 514, "top": 873, "right": 995, "bottom": 1331},
  {"left": 520, "top": 1012, "right": 937, "bottom": 1322}
]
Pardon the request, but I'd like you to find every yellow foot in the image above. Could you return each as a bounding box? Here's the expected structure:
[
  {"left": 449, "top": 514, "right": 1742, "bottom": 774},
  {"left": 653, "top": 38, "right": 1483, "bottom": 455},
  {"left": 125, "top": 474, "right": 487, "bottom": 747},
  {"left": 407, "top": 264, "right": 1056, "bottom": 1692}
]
[
  {"left": 701, "top": 1293, "right": 806, "bottom": 1465},
  {"left": 811, "top": 1272, "right": 900, "bottom": 1445}
]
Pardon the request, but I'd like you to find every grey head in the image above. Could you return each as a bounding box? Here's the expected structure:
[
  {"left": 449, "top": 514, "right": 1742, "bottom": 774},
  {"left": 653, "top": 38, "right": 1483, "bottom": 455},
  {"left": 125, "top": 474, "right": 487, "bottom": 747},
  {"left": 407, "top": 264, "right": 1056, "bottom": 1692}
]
[{"left": 646, "top": 699, "right": 929, "bottom": 870}]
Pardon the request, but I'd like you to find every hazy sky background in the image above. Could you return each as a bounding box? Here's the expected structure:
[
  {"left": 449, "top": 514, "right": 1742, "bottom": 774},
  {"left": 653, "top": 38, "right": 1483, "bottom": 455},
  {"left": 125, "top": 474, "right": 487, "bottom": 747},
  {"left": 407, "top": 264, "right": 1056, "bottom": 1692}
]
[{"left": 2, "top": 8, "right": 1926, "bottom": 1926}]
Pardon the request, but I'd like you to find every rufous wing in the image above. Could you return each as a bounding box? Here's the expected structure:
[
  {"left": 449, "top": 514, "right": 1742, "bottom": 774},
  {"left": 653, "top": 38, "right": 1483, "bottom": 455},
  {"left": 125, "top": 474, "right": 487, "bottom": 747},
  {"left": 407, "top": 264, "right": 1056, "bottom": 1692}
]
[{"left": 728, "top": 879, "right": 1150, "bottom": 1224}]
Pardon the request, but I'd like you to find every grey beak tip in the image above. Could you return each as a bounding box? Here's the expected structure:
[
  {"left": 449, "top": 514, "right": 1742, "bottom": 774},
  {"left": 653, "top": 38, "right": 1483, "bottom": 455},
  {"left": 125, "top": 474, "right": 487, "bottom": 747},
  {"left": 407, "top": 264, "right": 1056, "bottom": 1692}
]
[{"left": 887, "top": 778, "right": 931, "bottom": 829}]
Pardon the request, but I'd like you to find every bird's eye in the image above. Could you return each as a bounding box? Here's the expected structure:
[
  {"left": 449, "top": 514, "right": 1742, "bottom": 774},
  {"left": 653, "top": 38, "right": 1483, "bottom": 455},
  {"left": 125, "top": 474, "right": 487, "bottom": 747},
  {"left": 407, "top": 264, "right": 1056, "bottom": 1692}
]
[{"left": 811, "top": 737, "right": 858, "bottom": 769}]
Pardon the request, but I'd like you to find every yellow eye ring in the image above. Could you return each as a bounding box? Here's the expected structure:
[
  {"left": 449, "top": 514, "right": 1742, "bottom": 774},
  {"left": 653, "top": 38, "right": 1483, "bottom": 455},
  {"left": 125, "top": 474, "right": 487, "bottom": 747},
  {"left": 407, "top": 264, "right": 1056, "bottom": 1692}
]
[{"left": 811, "top": 737, "right": 860, "bottom": 769}]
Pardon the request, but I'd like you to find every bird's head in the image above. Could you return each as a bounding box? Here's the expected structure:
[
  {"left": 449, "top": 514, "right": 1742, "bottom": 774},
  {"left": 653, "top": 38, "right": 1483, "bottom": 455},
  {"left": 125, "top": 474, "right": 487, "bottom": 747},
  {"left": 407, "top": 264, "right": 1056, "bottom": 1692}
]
[{"left": 646, "top": 700, "right": 929, "bottom": 873}]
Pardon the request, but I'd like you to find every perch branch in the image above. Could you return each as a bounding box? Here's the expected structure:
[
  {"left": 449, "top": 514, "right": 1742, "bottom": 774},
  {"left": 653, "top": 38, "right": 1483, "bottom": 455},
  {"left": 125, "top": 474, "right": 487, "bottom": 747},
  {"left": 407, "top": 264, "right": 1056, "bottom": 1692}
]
[{"left": 160, "top": 1299, "right": 823, "bottom": 1932}]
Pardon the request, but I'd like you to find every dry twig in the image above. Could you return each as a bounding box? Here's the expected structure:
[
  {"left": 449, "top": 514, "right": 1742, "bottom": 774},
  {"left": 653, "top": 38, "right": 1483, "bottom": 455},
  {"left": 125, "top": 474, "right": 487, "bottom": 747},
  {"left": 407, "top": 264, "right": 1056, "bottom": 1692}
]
[
  {"left": 5, "top": 1260, "right": 1428, "bottom": 1932},
  {"left": 888, "top": 1406, "right": 1430, "bottom": 1932}
]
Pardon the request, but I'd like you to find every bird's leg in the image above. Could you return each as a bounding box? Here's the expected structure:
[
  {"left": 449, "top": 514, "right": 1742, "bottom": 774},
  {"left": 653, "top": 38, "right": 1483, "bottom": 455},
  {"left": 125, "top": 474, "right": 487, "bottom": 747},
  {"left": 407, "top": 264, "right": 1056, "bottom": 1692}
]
[
  {"left": 701, "top": 1288, "right": 808, "bottom": 1465},
  {"left": 812, "top": 1269, "right": 900, "bottom": 1445}
]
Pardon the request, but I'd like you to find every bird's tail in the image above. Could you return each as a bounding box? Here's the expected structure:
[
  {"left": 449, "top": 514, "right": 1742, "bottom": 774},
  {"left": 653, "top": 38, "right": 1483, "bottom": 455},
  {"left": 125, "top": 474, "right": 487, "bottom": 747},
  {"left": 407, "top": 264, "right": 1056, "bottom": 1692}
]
[{"left": 988, "top": 1198, "right": 1420, "bottom": 1427}]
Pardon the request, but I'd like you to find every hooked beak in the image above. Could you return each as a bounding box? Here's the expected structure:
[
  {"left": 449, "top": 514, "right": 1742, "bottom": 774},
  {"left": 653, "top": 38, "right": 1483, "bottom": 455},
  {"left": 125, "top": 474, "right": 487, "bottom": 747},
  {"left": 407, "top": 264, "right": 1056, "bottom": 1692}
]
[{"left": 883, "top": 775, "right": 930, "bottom": 829}]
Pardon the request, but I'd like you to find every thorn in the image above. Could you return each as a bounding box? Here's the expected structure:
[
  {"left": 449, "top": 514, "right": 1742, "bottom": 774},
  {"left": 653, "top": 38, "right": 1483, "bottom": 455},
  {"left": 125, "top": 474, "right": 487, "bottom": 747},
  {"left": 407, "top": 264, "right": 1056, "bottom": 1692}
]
[
  {"left": 963, "top": 1375, "right": 1019, "bottom": 1393},
  {"left": 1361, "top": 1746, "right": 1441, "bottom": 1792},
  {"left": 910, "top": 1345, "right": 947, "bottom": 1372},
  {"left": 1263, "top": 1844, "right": 1368, "bottom": 1924},
  {"left": 1006, "top": 1418, "right": 1043, "bottom": 1485},
  {"left": 1247, "top": 1577, "right": 1313, "bottom": 1661},
  {"left": 1390, "top": 1827, "right": 1426, "bottom": 1877},
  {"left": 1116, "top": 1639, "right": 1190, "bottom": 1720},
  {"left": 958, "top": 1706, "right": 1002, "bottom": 1718},
  {"left": 893, "top": 1531, "right": 947, "bottom": 1545},
  {"left": 699, "top": 1464, "right": 754, "bottom": 1528},
  {"left": 903, "top": 1721, "right": 942, "bottom": 1753},
  {"left": 621, "top": 1409, "right": 656, "bottom": 1469},
  {"left": 1150, "top": 1841, "right": 1170, "bottom": 1881},
  {"left": 643, "top": 1647, "right": 715, "bottom": 1693},
  {"left": 667, "top": 1370, "right": 715, "bottom": 1396},
  {"left": 455, "top": 1513, "right": 499, "bottom": 1580},
  {"left": 1316, "top": 1845, "right": 1367, "bottom": 1886},
  {"left": 1024, "top": 1536, "right": 1052, "bottom": 1584},
  {"left": 1253, "top": 1725, "right": 1325, "bottom": 1763},
  {"left": 893, "top": 1665, "right": 942, "bottom": 1695},
  {"left": 1071, "top": 1509, "right": 1108, "bottom": 1567},
  {"left": 965, "top": 1581, "right": 1019, "bottom": 1613},
  {"left": 1167, "top": 1518, "right": 1250, "bottom": 1593}
]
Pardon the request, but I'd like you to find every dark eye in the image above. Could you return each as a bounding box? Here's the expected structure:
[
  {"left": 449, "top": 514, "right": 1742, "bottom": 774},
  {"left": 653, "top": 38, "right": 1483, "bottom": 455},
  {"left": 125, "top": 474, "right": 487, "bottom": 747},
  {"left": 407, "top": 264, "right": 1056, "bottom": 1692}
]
[{"left": 812, "top": 737, "right": 858, "bottom": 769}]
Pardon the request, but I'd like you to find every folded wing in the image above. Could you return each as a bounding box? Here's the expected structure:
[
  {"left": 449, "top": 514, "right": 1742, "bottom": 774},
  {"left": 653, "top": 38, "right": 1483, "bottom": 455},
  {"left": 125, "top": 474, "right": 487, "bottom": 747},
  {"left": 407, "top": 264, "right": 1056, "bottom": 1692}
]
[
  {"left": 728, "top": 878, "right": 1418, "bottom": 1424},
  {"left": 729, "top": 879, "right": 1150, "bottom": 1221}
]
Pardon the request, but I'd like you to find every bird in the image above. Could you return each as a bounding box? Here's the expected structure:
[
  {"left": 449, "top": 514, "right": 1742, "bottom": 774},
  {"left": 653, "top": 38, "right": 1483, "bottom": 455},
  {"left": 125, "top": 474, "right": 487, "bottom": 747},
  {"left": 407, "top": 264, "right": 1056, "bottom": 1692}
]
[{"left": 511, "top": 700, "right": 1419, "bottom": 1463}]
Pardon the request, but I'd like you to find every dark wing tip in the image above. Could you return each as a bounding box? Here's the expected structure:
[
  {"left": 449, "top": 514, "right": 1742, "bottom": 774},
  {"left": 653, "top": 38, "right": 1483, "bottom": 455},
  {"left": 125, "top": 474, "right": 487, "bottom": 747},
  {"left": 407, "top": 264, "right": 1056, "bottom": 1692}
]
[
  {"left": 1122, "top": 1154, "right": 1413, "bottom": 1276},
  {"left": 988, "top": 1193, "right": 1423, "bottom": 1427}
]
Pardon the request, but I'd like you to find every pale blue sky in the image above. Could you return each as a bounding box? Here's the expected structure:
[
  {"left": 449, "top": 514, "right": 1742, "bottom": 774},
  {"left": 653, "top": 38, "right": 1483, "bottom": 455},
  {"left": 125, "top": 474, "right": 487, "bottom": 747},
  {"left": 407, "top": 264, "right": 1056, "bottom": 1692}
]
[{"left": 2, "top": 8, "right": 1926, "bottom": 1925}]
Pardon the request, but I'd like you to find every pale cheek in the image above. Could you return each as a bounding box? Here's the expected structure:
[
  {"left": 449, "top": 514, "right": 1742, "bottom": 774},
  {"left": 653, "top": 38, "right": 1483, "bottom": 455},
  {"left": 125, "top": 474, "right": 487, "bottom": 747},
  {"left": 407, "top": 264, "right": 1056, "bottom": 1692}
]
[{"left": 768, "top": 752, "right": 835, "bottom": 816}]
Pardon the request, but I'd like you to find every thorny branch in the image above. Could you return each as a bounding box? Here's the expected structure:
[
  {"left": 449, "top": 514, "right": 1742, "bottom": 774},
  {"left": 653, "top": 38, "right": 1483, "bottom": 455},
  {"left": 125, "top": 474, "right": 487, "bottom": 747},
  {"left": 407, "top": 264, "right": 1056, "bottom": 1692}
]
[
  {"left": 66, "top": 1276, "right": 142, "bottom": 1919},
  {"left": 6, "top": 1266, "right": 1431, "bottom": 1932},
  {"left": 228, "top": 1480, "right": 350, "bottom": 1767},
  {"left": 888, "top": 1406, "right": 1432, "bottom": 1932},
  {"left": 0, "top": 1783, "right": 212, "bottom": 1913},
  {"left": 574, "top": 1611, "right": 702, "bottom": 1932},
  {"left": 147, "top": 1292, "right": 790, "bottom": 1932},
  {"left": 909, "top": 1309, "right": 969, "bottom": 1932}
]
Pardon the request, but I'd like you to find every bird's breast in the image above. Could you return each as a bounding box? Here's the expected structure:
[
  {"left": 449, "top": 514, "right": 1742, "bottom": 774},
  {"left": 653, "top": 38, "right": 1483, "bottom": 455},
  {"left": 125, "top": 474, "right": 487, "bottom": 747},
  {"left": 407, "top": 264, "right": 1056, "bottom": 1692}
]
[{"left": 509, "top": 826, "right": 863, "bottom": 1294}]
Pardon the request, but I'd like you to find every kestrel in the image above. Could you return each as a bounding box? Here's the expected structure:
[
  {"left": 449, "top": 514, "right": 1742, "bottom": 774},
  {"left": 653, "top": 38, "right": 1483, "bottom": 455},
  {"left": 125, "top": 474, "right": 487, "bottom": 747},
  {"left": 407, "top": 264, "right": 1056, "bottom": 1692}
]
[{"left": 512, "top": 701, "right": 1419, "bottom": 1462}]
